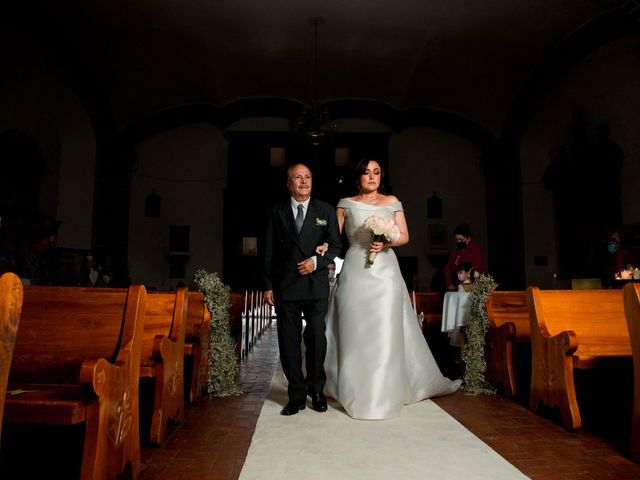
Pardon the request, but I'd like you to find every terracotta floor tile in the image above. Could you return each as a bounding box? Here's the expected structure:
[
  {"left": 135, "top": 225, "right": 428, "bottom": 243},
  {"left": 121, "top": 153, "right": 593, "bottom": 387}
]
[
  {"left": 4, "top": 321, "right": 637, "bottom": 479},
  {"left": 136, "top": 323, "right": 640, "bottom": 480}
]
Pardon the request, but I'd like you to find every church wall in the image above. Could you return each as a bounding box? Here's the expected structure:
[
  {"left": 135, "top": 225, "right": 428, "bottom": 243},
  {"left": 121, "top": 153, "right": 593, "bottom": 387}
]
[
  {"left": 520, "top": 36, "right": 640, "bottom": 288},
  {"left": 126, "top": 119, "right": 487, "bottom": 291},
  {"left": 129, "top": 123, "right": 227, "bottom": 290},
  {"left": 11, "top": 33, "right": 633, "bottom": 291},
  {"left": 389, "top": 127, "right": 487, "bottom": 290},
  {"left": 0, "top": 29, "right": 96, "bottom": 252},
  {"left": 54, "top": 116, "right": 96, "bottom": 250}
]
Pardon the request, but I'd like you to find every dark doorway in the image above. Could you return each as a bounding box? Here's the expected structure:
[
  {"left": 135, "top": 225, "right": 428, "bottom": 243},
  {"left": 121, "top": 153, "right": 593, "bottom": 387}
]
[{"left": 223, "top": 131, "right": 391, "bottom": 291}]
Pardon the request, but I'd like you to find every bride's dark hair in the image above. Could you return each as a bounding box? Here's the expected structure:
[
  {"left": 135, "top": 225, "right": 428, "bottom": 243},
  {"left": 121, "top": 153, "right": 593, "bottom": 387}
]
[{"left": 355, "top": 158, "right": 386, "bottom": 194}]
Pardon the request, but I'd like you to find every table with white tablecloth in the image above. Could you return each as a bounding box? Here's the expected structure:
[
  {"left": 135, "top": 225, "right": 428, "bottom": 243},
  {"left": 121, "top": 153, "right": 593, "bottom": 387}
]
[{"left": 441, "top": 291, "right": 471, "bottom": 346}]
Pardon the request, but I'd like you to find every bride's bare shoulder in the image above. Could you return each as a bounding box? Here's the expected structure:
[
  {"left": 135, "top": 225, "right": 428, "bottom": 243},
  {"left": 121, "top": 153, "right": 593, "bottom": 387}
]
[{"left": 380, "top": 194, "right": 400, "bottom": 205}]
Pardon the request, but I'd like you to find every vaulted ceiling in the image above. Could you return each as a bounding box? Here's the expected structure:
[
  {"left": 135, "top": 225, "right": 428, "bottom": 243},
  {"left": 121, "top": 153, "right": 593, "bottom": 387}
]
[{"left": 7, "top": 1, "right": 618, "bottom": 135}]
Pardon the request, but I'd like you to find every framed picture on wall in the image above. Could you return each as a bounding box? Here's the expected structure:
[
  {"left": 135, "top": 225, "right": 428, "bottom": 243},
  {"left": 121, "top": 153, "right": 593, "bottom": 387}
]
[
  {"left": 427, "top": 224, "right": 447, "bottom": 250},
  {"left": 242, "top": 237, "right": 258, "bottom": 256}
]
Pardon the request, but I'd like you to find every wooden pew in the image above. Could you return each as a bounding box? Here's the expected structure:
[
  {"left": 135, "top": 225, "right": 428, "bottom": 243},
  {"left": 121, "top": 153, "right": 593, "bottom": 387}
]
[
  {"left": 485, "top": 290, "right": 529, "bottom": 398},
  {"left": 142, "top": 287, "right": 187, "bottom": 446},
  {"left": 623, "top": 283, "right": 640, "bottom": 462},
  {"left": 184, "top": 292, "right": 211, "bottom": 404},
  {"left": 4, "top": 285, "right": 146, "bottom": 480},
  {"left": 414, "top": 292, "right": 443, "bottom": 330},
  {"left": 0, "top": 272, "right": 22, "bottom": 443},
  {"left": 245, "top": 290, "right": 268, "bottom": 351},
  {"left": 230, "top": 291, "right": 245, "bottom": 358},
  {"left": 413, "top": 291, "right": 460, "bottom": 377},
  {"left": 528, "top": 286, "right": 631, "bottom": 431}
]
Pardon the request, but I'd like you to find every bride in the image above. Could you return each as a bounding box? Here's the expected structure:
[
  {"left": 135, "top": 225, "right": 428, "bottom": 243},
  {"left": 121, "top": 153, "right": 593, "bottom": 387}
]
[{"left": 320, "top": 159, "right": 461, "bottom": 420}]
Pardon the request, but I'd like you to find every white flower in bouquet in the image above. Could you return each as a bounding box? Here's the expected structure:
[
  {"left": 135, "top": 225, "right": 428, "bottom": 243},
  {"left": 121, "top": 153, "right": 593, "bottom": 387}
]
[{"left": 363, "top": 215, "right": 401, "bottom": 266}]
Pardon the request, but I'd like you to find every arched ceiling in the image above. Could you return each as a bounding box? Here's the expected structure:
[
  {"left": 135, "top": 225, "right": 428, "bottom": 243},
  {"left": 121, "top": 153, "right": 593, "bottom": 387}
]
[{"left": 12, "top": 1, "right": 610, "bottom": 135}]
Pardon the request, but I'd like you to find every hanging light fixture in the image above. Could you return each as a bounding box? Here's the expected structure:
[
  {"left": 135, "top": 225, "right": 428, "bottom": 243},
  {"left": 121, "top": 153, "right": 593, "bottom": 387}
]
[{"left": 292, "top": 17, "right": 338, "bottom": 146}]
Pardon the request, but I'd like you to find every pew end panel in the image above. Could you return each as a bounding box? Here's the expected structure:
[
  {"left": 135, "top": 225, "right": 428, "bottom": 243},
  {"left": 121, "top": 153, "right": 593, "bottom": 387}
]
[
  {"left": 413, "top": 291, "right": 458, "bottom": 376},
  {"left": 484, "top": 320, "right": 516, "bottom": 397},
  {"left": 197, "top": 305, "right": 211, "bottom": 400},
  {"left": 4, "top": 285, "right": 147, "bottom": 480},
  {"left": 528, "top": 287, "right": 631, "bottom": 432},
  {"left": 624, "top": 283, "right": 640, "bottom": 463},
  {"left": 142, "top": 287, "right": 188, "bottom": 446},
  {"left": 0, "top": 272, "right": 23, "bottom": 443},
  {"left": 414, "top": 292, "right": 443, "bottom": 330},
  {"left": 485, "top": 290, "right": 529, "bottom": 398},
  {"left": 184, "top": 292, "right": 211, "bottom": 404}
]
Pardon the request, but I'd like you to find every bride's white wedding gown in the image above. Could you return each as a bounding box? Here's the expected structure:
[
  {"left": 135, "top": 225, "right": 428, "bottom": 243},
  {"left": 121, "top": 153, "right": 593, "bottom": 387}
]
[{"left": 324, "top": 199, "right": 461, "bottom": 419}]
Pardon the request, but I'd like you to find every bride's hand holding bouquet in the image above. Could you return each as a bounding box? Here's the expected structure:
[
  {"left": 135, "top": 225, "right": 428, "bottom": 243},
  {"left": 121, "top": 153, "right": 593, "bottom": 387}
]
[{"left": 363, "top": 215, "right": 401, "bottom": 266}]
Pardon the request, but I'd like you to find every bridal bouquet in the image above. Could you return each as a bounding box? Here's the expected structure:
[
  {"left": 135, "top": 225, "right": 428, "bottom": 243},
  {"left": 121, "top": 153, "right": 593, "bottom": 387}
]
[{"left": 363, "top": 215, "right": 401, "bottom": 266}]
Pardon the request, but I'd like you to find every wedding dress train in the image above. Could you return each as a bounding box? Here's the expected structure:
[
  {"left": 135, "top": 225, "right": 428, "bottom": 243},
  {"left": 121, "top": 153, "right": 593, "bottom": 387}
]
[{"left": 324, "top": 199, "right": 461, "bottom": 419}]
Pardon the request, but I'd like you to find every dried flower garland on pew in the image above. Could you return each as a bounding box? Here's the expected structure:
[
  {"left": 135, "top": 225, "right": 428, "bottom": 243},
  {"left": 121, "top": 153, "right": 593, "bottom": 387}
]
[
  {"left": 462, "top": 274, "right": 497, "bottom": 395},
  {"left": 194, "top": 270, "right": 243, "bottom": 396}
]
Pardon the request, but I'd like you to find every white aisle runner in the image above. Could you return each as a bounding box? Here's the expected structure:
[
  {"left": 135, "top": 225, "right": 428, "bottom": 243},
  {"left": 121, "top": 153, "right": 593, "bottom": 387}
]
[{"left": 239, "top": 366, "right": 529, "bottom": 480}]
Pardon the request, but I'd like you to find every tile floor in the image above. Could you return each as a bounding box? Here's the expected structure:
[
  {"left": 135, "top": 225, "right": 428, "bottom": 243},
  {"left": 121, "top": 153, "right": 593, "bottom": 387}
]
[{"left": 138, "top": 323, "right": 640, "bottom": 480}]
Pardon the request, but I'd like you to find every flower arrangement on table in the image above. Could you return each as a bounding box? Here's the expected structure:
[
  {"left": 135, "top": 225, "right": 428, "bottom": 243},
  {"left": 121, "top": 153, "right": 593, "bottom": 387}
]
[
  {"left": 194, "top": 269, "right": 243, "bottom": 396},
  {"left": 461, "top": 273, "right": 497, "bottom": 395},
  {"left": 363, "top": 215, "right": 401, "bottom": 266}
]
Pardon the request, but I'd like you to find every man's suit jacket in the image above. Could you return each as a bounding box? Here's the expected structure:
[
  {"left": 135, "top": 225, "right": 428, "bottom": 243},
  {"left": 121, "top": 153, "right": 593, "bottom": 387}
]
[{"left": 262, "top": 198, "right": 342, "bottom": 301}]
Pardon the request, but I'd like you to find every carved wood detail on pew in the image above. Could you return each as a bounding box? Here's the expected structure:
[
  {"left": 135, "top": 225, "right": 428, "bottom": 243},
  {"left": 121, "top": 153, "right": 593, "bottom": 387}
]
[
  {"left": 4, "top": 285, "right": 146, "bottom": 480},
  {"left": 528, "top": 287, "right": 631, "bottom": 432},
  {"left": 0, "top": 272, "right": 22, "bottom": 444}
]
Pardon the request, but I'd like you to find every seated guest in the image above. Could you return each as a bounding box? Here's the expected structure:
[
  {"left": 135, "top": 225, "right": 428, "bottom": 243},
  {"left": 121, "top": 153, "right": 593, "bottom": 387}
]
[
  {"left": 606, "top": 231, "right": 636, "bottom": 279},
  {"left": 456, "top": 261, "right": 475, "bottom": 291}
]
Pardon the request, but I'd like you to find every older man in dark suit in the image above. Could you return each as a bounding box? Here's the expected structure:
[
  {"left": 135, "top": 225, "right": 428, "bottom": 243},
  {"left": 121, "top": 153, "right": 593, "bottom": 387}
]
[{"left": 262, "top": 163, "right": 342, "bottom": 416}]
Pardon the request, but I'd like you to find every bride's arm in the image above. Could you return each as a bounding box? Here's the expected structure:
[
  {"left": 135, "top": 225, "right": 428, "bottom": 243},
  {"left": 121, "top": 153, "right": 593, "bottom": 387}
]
[
  {"left": 391, "top": 210, "right": 409, "bottom": 247},
  {"left": 385, "top": 195, "right": 408, "bottom": 247}
]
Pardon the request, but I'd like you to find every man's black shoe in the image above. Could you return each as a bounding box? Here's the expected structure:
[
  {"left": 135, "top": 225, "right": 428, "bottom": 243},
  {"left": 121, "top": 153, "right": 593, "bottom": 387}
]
[
  {"left": 280, "top": 399, "right": 306, "bottom": 416},
  {"left": 309, "top": 392, "right": 328, "bottom": 412}
]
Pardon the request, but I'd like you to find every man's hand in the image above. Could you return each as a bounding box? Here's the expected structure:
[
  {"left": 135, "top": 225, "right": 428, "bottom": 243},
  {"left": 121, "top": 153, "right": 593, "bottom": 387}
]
[
  {"left": 297, "top": 258, "right": 315, "bottom": 276},
  {"left": 264, "top": 290, "right": 275, "bottom": 306}
]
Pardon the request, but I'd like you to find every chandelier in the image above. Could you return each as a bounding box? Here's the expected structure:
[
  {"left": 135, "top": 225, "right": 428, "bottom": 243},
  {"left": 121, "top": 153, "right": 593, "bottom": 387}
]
[{"left": 292, "top": 17, "right": 338, "bottom": 146}]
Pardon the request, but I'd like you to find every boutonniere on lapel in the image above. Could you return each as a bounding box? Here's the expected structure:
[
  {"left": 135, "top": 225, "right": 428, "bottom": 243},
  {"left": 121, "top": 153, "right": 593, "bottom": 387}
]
[{"left": 314, "top": 218, "right": 327, "bottom": 227}]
